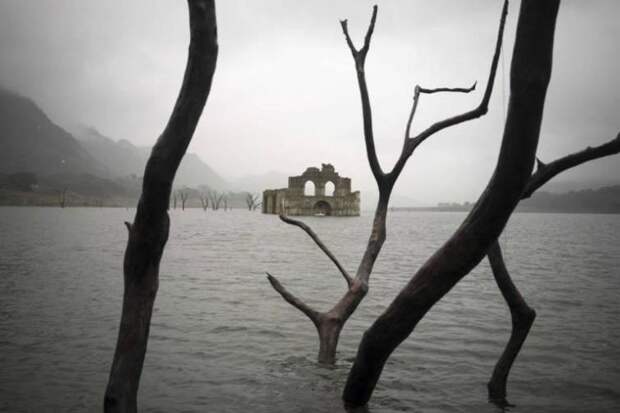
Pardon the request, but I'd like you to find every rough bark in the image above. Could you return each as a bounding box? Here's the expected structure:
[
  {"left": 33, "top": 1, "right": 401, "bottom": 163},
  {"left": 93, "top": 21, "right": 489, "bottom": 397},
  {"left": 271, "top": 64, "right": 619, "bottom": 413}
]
[
  {"left": 487, "top": 131, "right": 620, "bottom": 403},
  {"left": 342, "top": 0, "right": 560, "bottom": 407},
  {"left": 103, "top": 2, "right": 218, "bottom": 412},
  {"left": 267, "top": 1, "right": 506, "bottom": 365}
]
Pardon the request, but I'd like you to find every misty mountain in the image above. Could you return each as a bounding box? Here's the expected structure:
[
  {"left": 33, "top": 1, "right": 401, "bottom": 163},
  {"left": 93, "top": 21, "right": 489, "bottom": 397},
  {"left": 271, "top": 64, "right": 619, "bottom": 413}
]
[
  {"left": 0, "top": 87, "right": 228, "bottom": 191},
  {"left": 75, "top": 126, "right": 228, "bottom": 189},
  {"left": 0, "top": 88, "right": 108, "bottom": 177}
]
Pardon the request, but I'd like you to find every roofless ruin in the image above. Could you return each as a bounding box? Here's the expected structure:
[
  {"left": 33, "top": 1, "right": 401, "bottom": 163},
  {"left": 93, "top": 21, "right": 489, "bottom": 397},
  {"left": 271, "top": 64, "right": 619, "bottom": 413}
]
[{"left": 262, "top": 164, "right": 360, "bottom": 216}]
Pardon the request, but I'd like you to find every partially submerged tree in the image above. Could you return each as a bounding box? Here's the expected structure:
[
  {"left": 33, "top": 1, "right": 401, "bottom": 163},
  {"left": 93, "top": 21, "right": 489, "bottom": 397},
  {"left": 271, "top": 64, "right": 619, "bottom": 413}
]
[
  {"left": 487, "top": 132, "right": 620, "bottom": 405},
  {"left": 58, "top": 187, "right": 67, "bottom": 208},
  {"left": 267, "top": 1, "right": 507, "bottom": 365},
  {"left": 342, "top": 0, "right": 560, "bottom": 407},
  {"left": 207, "top": 189, "right": 224, "bottom": 210},
  {"left": 199, "top": 192, "right": 209, "bottom": 211},
  {"left": 245, "top": 192, "right": 261, "bottom": 211},
  {"left": 104, "top": 1, "right": 218, "bottom": 411},
  {"left": 178, "top": 189, "right": 189, "bottom": 210}
]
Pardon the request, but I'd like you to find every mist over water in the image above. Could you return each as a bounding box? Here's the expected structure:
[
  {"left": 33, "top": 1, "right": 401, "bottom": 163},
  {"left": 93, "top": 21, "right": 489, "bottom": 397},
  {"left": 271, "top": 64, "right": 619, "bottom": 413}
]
[{"left": 1, "top": 207, "right": 619, "bottom": 412}]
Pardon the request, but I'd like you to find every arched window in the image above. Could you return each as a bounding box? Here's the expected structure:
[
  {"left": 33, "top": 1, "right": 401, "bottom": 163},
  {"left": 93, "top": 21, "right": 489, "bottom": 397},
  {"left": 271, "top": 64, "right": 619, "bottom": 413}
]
[
  {"left": 304, "top": 181, "right": 315, "bottom": 196},
  {"left": 324, "top": 181, "right": 335, "bottom": 196}
]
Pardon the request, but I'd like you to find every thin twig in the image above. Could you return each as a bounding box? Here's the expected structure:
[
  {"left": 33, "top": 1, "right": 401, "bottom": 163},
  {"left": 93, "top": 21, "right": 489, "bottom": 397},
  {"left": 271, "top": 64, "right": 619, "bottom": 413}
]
[
  {"left": 405, "top": 82, "right": 477, "bottom": 140},
  {"left": 405, "top": 0, "right": 508, "bottom": 154}
]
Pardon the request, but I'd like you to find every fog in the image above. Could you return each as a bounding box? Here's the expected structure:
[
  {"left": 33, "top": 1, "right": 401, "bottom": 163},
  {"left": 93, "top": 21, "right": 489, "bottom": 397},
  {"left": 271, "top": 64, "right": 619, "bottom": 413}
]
[{"left": 1, "top": 0, "right": 618, "bottom": 204}]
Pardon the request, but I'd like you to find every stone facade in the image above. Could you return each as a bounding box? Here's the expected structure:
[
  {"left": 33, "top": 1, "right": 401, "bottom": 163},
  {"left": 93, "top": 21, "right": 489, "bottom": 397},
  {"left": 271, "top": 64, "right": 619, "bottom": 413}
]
[{"left": 263, "top": 164, "right": 360, "bottom": 216}]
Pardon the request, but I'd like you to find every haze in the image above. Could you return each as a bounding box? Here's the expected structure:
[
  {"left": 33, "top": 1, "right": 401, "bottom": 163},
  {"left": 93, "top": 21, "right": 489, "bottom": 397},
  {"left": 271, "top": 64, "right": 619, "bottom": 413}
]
[{"left": 0, "top": 0, "right": 618, "bottom": 205}]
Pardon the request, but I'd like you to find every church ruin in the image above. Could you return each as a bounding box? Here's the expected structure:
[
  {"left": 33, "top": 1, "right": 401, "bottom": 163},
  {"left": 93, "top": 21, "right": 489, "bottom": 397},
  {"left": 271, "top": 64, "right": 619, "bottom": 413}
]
[{"left": 263, "top": 164, "right": 360, "bottom": 216}]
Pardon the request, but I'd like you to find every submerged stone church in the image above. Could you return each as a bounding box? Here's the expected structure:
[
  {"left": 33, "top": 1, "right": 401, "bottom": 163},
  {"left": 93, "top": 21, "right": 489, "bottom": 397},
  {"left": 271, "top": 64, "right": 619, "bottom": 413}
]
[{"left": 262, "top": 164, "right": 360, "bottom": 216}]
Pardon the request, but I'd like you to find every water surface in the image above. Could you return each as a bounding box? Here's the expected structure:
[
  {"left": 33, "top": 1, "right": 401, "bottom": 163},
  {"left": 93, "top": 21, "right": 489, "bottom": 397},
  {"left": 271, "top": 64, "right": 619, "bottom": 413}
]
[{"left": 1, "top": 207, "right": 619, "bottom": 412}]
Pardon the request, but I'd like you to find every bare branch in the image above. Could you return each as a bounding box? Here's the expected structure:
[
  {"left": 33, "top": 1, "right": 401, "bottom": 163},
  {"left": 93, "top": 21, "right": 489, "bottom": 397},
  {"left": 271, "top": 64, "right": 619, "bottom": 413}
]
[
  {"left": 523, "top": 132, "right": 620, "bottom": 199},
  {"left": 340, "top": 5, "right": 384, "bottom": 185},
  {"left": 266, "top": 272, "right": 320, "bottom": 325},
  {"left": 405, "top": 82, "right": 477, "bottom": 140},
  {"left": 340, "top": 5, "right": 377, "bottom": 57},
  {"left": 279, "top": 214, "right": 353, "bottom": 287},
  {"left": 405, "top": 0, "right": 508, "bottom": 154}
]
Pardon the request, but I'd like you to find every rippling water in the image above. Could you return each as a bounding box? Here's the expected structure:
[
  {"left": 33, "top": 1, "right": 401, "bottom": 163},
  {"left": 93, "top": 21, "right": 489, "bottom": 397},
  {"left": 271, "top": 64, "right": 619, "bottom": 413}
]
[{"left": 1, "top": 207, "right": 619, "bottom": 412}]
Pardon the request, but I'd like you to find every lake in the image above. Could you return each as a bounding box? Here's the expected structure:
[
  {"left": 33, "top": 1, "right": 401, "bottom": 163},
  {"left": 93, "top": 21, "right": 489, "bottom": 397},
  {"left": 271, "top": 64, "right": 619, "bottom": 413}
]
[{"left": 1, "top": 207, "right": 619, "bottom": 412}]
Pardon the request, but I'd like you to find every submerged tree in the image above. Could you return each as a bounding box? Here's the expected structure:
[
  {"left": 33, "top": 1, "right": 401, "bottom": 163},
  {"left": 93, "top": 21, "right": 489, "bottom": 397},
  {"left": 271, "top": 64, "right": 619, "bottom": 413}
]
[
  {"left": 178, "top": 189, "right": 189, "bottom": 210},
  {"left": 199, "top": 192, "right": 209, "bottom": 211},
  {"left": 487, "top": 132, "right": 620, "bottom": 405},
  {"left": 245, "top": 192, "right": 261, "bottom": 211},
  {"left": 342, "top": 0, "right": 560, "bottom": 407},
  {"left": 104, "top": 1, "right": 218, "bottom": 412},
  {"left": 58, "top": 187, "right": 67, "bottom": 208},
  {"left": 266, "top": 1, "right": 507, "bottom": 365},
  {"left": 207, "top": 189, "right": 224, "bottom": 210}
]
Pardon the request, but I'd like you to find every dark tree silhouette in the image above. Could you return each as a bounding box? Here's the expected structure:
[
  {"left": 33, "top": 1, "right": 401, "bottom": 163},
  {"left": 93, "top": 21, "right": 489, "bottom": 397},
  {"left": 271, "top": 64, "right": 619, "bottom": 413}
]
[
  {"left": 342, "top": 0, "right": 560, "bottom": 407},
  {"left": 199, "top": 192, "right": 209, "bottom": 211},
  {"left": 487, "top": 132, "right": 620, "bottom": 405},
  {"left": 58, "top": 187, "right": 67, "bottom": 208},
  {"left": 207, "top": 189, "right": 224, "bottom": 210},
  {"left": 267, "top": 1, "right": 507, "bottom": 365},
  {"left": 245, "top": 192, "right": 260, "bottom": 210},
  {"left": 178, "top": 189, "right": 189, "bottom": 210},
  {"left": 104, "top": 1, "right": 218, "bottom": 411}
]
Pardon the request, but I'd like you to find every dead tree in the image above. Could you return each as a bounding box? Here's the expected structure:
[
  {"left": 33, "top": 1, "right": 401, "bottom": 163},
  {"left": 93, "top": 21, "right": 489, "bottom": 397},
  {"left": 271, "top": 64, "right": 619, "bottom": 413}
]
[
  {"left": 245, "top": 192, "right": 260, "bottom": 210},
  {"left": 58, "top": 187, "right": 67, "bottom": 208},
  {"left": 199, "top": 193, "right": 209, "bottom": 211},
  {"left": 173, "top": 191, "right": 178, "bottom": 209},
  {"left": 178, "top": 189, "right": 189, "bottom": 210},
  {"left": 266, "top": 1, "right": 507, "bottom": 365},
  {"left": 487, "top": 132, "right": 620, "bottom": 404},
  {"left": 104, "top": 1, "right": 218, "bottom": 412},
  {"left": 208, "top": 190, "right": 224, "bottom": 210},
  {"left": 342, "top": 0, "right": 560, "bottom": 407}
]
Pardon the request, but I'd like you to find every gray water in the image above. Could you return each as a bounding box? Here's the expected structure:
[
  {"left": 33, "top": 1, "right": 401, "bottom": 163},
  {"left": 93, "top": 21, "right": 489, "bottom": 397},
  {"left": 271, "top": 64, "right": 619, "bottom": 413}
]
[{"left": 0, "top": 207, "right": 619, "bottom": 412}]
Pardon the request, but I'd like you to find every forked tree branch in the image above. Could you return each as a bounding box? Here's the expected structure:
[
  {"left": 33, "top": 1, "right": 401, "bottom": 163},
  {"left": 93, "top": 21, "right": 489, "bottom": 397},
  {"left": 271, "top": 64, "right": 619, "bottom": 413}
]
[
  {"left": 343, "top": 0, "right": 559, "bottom": 406},
  {"left": 486, "top": 131, "right": 620, "bottom": 403},
  {"left": 266, "top": 272, "right": 320, "bottom": 325},
  {"left": 279, "top": 214, "right": 353, "bottom": 287},
  {"left": 385, "top": 0, "right": 508, "bottom": 187},
  {"left": 405, "top": 83, "right": 478, "bottom": 141},
  {"left": 523, "top": 132, "right": 620, "bottom": 198},
  {"left": 340, "top": 6, "right": 384, "bottom": 185}
]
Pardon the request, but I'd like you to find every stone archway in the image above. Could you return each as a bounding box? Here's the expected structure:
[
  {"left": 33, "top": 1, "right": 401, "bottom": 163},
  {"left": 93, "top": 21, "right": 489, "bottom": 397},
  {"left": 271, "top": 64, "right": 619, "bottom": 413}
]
[{"left": 313, "top": 200, "right": 332, "bottom": 216}]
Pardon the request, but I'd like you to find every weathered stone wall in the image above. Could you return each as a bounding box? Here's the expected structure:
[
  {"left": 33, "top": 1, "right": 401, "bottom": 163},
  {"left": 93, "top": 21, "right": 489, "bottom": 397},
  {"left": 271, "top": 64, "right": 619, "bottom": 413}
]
[{"left": 263, "top": 164, "right": 360, "bottom": 216}]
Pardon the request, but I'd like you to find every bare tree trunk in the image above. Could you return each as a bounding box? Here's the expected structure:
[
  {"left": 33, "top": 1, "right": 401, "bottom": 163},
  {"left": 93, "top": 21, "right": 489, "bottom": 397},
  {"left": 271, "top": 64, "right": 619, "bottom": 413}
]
[
  {"left": 103, "top": 2, "right": 218, "bottom": 412},
  {"left": 486, "top": 132, "right": 620, "bottom": 403},
  {"left": 343, "top": 0, "right": 559, "bottom": 407},
  {"left": 180, "top": 190, "right": 188, "bottom": 210},
  {"left": 58, "top": 188, "right": 67, "bottom": 208},
  {"left": 487, "top": 240, "right": 536, "bottom": 404},
  {"left": 267, "top": 1, "right": 506, "bottom": 366}
]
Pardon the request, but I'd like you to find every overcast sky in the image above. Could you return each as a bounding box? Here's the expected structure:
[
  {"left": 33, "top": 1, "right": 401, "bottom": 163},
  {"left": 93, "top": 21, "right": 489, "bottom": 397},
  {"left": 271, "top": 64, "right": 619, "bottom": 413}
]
[{"left": 0, "top": 1, "right": 618, "bottom": 204}]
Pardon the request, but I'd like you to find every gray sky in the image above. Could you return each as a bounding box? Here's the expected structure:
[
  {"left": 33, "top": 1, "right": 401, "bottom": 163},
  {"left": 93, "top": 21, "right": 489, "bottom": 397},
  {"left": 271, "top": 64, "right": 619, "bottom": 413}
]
[{"left": 1, "top": 0, "right": 618, "bottom": 204}]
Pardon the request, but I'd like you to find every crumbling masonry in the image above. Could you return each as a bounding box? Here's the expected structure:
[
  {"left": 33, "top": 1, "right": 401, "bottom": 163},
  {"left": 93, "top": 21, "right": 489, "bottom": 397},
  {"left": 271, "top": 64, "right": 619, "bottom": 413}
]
[{"left": 263, "top": 164, "right": 360, "bottom": 216}]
